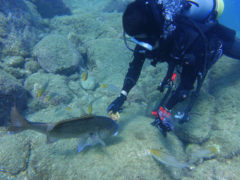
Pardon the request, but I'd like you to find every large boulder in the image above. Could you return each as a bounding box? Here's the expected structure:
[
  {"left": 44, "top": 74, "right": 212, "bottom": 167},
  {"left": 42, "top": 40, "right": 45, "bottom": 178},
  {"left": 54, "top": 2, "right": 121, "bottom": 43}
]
[
  {"left": 33, "top": 34, "right": 81, "bottom": 75},
  {"left": 0, "top": 0, "right": 42, "bottom": 57},
  {"left": 174, "top": 91, "right": 215, "bottom": 144},
  {"left": 85, "top": 38, "right": 131, "bottom": 82},
  {"left": 24, "top": 72, "right": 73, "bottom": 111},
  {"left": 205, "top": 57, "right": 240, "bottom": 158},
  {"left": 0, "top": 70, "right": 29, "bottom": 126},
  {"left": 0, "top": 134, "right": 31, "bottom": 176},
  {"left": 30, "top": 0, "right": 71, "bottom": 18}
]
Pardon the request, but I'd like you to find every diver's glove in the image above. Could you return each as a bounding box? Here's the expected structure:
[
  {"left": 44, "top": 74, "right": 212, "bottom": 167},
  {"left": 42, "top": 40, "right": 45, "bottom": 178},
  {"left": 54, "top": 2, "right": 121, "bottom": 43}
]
[{"left": 107, "top": 91, "right": 127, "bottom": 113}]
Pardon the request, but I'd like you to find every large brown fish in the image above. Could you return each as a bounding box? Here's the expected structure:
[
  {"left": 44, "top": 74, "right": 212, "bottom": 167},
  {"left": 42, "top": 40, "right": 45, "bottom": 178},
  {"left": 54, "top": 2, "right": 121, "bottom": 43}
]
[{"left": 8, "top": 105, "right": 118, "bottom": 152}]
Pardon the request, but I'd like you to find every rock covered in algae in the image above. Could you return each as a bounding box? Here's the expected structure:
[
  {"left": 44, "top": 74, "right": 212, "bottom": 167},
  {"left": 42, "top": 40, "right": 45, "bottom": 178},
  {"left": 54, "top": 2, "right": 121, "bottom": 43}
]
[
  {"left": 205, "top": 57, "right": 240, "bottom": 158},
  {"left": 80, "top": 73, "right": 98, "bottom": 90},
  {"left": 33, "top": 34, "right": 82, "bottom": 75},
  {"left": 207, "top": 87, "right": 240, "bottom": 158},
  {"left": 3, "top": 56, "right": 25, "bottom": 68},
  {"left": 85, "top": 38, "right": 131, "bottom": 82},
  {"left": 181, "top": 158, "right": 240, "bottom": 180},
  {"left": 0, "top": 70, "right": 29, "bottom": 125},
  {"left": 0, "top": 134, "right": 31, "bottom": 175},
  {"left": 24, "top": 60, "right": 40, "bottom": 73},
  {"left": 174, "top": 91, "right": 215, "bottom": 144},
  {"left": 0, "top": 0, "right": 42, "bottom": 57},
  {"left": 24, "top": 72, "right": 73, "bottom": 111}
]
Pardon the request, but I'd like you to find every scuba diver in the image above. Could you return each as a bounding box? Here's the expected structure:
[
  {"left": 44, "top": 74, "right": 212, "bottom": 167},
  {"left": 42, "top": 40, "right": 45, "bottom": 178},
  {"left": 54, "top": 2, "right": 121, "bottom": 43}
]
[{"left": 107, "top": 0, "right": 240, "bottom": 136}]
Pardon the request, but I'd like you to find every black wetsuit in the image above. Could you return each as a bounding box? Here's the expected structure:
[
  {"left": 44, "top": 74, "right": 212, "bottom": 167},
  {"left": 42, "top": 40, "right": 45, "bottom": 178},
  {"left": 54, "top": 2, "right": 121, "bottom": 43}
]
[{"left": 121, "top": 17, "right": 240, "bottom": 110}]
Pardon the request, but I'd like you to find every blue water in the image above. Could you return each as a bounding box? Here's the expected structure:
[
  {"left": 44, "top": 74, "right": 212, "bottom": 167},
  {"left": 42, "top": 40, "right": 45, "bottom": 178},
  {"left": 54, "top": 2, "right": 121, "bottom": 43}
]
[{"left": 219, "top": 0, "right": 240, "bottom": 33}]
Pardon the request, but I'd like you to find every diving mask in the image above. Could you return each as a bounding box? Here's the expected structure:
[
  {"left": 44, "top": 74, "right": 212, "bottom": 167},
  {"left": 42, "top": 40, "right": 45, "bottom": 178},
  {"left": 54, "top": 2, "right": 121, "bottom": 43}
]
[
  {"left": 123, "top": 32, "right": 154, "bottom": 52},
  {"left": 130, "top": 37, "right": 153, "bottom": 51}
]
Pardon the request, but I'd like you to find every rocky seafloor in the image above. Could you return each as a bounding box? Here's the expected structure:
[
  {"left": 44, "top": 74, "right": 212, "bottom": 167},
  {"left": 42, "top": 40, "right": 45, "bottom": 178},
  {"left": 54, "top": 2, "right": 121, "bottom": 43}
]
[{"left": 1, "top": 0, "right": 240, "bottom": 179}]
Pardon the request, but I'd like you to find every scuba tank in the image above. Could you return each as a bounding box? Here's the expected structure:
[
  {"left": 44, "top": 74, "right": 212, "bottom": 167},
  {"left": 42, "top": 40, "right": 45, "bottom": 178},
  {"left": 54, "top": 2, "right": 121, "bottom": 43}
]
[
  {"left": 183, "top": 0, "right": 224, "bottom": 22},
  {"left": 156, "top": 0, "right": 224, "bottom": 38}
]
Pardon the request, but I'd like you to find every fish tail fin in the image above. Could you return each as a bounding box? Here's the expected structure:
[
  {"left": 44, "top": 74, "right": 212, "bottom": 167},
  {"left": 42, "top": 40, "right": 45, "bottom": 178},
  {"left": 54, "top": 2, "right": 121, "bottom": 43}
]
[
  {"left": 78, "top": 133, "right": 105, "bottom": 153},
  {"left": 8, "top": 105, "right": 30, "bottom": 133}
]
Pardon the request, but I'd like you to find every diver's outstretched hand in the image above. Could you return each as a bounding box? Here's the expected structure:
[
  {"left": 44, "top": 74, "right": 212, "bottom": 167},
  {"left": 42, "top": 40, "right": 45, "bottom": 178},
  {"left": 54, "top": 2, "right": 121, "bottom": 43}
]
[{"left": 107, "top": 94, "right": 126, "bottom": 114}]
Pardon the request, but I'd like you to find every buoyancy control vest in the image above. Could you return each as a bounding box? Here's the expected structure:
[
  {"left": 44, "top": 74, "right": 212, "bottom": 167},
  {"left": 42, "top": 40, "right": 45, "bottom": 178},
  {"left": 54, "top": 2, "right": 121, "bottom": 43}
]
[{"left": 169, "top": 16, "right": 223, "bottom": 71}]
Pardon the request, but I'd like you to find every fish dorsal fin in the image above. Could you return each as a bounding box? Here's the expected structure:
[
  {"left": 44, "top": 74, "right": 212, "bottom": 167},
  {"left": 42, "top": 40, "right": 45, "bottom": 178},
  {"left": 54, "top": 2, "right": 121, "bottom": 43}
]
[
  {"left": 77, "top": 114, "right": 95, "bottom": 120},
  {"left": 8, "top": 105, "right": 30, "bottom": 132},
  {"left": 53, "top": 114, "right": 95, "bottom": 127},
  {"left": 46, "top": 124, "right": 55, "bottom": 132}
]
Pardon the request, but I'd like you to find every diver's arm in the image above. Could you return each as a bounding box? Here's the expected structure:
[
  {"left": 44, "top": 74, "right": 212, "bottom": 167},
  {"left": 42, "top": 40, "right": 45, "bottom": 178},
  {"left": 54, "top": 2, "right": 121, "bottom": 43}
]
[
  {"left": 106, "top": 46, "right": 146, "bottom": 114},
  {"left": 223, "top": 37, "right": 240, "bottom": 60},
  {"left": 122, "top": 46, "right": 146, "bottom": 94}
]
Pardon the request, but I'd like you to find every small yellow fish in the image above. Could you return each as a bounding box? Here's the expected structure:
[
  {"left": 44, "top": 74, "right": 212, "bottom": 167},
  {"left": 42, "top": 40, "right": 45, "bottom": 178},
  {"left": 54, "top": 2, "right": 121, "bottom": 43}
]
[
  {"left": 45, "top": 95, "right": 51, "bottom": 103},
  {"left": 37, "top": 88, "right": 44, "bottom": 98},
  {"left": 66, "top": 106, "right": 73, "bottom": 112},
  {"left": 36, "top": 82, "right": 49, "bottom": 98},
  {"left": 209, "top": 146, "right": 219, "bottom": 153},
  {"left": 88, "top": 104, "right": 92, "bottom": 114},
  {"left": 82, "top": 72, "right": 88, "bottom": 82},
  {"left": 100, "top": 84, "right": 108, "bottom": 88},
  {"left": 0, "top": 167, "right": 7, "bottom": 173}
]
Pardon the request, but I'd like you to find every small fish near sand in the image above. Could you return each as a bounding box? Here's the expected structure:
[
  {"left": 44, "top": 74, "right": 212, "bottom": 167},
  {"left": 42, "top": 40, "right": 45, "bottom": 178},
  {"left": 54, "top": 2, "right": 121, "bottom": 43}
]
[
  {"left": 149, "top": 149, "right": 194, "bottom": 170},
  {"left": 0, "top": 167, "right": 7, "bottom": 173},
  {"left": 8, "top": 105, "right": 119, "bottom": 152},
  {"left": 188, "top": 146, "right": 220, "bottom": 164}
]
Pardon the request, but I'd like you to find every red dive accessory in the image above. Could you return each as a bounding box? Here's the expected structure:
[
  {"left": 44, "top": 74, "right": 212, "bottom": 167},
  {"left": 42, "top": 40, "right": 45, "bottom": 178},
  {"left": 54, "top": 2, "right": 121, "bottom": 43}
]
[
  {"left": 151, "top": 106, "right": 174, "bottom": 136},
  {"left": 171, "top": 73, "right": 177, "bottom": 83}
]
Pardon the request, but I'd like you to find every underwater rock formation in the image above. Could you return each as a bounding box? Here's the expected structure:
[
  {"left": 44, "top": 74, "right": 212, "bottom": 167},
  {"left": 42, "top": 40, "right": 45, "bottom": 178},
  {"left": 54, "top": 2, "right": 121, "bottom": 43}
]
[
  {"left": 0, "top": 0, "right": 42, "bottom": 57},
  {"left": 33, "top": 34, "right": 82, "bottom": 75},
  {"left": 205, "top": 57, "right": 240, "bottom": 158},
  {"left": 174, "top": 91, "right": 215, "bottom": 144},
  {"left": 86, "top": 38, "right": 131, "bottom": 82},
  {"left": 29, "top": 0, "right": 71, "bottom": 18},
  {"left": 0, "top": 70, "right": 29, "bottom": 126},
  {"left": 0, "top": 135, "right": 31, "bottom": 176},
  {"left": 24, "top": 72, "right": 73, "bottom": 111}
]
